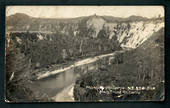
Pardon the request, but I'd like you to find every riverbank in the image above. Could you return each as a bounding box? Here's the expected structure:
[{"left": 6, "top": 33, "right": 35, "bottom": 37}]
[
  {"left": 28, "top": 50, "right": 125, "bottom": 102},
  {"left": 73, "top": 29, "right": 165, "bottom": 101},
  {"left": 36, "top": 50, "right": 124, "bottom": 80}
]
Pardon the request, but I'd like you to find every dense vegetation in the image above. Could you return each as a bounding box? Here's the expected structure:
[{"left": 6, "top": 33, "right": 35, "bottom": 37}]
[
  {"left": 74, "top": 28, "right": 164, "bottom": 101},
  {"left": 5, "top": 13, "right": 164, "bottom": 102},
  {"left": 6, "top": 28, "right": 120, "bottom": 101}
]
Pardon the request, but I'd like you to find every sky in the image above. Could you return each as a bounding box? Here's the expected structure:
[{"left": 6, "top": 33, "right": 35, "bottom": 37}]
[{"left": 6, "top": 6, "right": 164, "bottom": 18}]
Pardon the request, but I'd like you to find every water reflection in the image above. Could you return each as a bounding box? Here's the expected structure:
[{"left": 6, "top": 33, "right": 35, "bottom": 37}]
[{"left": 31, "top": 62, "right": 98, "bottom": 98}]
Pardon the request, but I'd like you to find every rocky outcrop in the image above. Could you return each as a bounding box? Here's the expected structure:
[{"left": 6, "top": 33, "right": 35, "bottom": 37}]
[
  {"left": 73, "top": 28, "right": 164, "bottom": 101},
  {"left": 6, "top": 13, "right": 164, "bottom": 49},
  {"left": 86, "top": 15, "right": 106, "bottom": 38},
  {"left": 104, "top": 20, "right": 164, "bottom": 48},
  {"left": 6, "top": 13, "right": 164, "bottom": 101}
]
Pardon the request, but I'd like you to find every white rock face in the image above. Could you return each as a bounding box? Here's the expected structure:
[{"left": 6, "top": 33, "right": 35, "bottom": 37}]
[
  {"left": 16, "top": 37, "right": 22, "bottom": 44},
  {"left": 104, "top": 20, "right": 164, "bottom": 48},
  {"left": 86, "top": 16, "right": 106, "bottom": 38},
  {"left": 37, "top": 33, "right": 44, "bottom": 40},
  {"left": 120, "top": 21, "right": 164, "bottom": 48},
  {"left": 15, "top": 16, "right": 163, "bottom": 49},
  {"left": 87, "top": 16, "right": 164, "bottom": 49},
  {"left": 104, "top": 23, "right": 117, "bottom": 39}
]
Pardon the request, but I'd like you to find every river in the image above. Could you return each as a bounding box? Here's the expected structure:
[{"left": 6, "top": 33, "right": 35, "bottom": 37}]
[{"left": 29, "top": 50, "right": 124, "bottom": 102}]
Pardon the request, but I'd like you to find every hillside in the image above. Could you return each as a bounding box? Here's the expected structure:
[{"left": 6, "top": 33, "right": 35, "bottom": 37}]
[
  {"left": 6, "top": 13, "right": 164, "bottom": 48},
  {"left": 6, "top": 13, "right": 164, "bottom": 101},
  {"left": 73, "top": 28, "right": 164, "bottom": 101}
]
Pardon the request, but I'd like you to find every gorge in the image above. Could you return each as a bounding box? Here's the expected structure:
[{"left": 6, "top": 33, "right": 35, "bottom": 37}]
[{"left": 6, "top": 13, "right": 164, "bottom": 102}]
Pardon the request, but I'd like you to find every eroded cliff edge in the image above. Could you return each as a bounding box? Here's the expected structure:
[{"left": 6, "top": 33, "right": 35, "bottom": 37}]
[{"left": 6, "top": 14, "right": 164, "bottom": 101}]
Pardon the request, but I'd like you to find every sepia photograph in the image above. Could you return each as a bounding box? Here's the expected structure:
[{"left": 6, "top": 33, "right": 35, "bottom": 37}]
[{"left": 5, "top": 6, "right": 164, "bottom": 102}]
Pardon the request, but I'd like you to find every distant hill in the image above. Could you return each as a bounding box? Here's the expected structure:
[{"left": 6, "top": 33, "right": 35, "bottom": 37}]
[
  {"left": 6, "top": 13, "right": 152, "bottom": 28},
  {"left": 6, "top": 13, "right": 164, "bottom": 48},
  {"left": 6, "top": 13, "right": 165, "bottom": 102}
]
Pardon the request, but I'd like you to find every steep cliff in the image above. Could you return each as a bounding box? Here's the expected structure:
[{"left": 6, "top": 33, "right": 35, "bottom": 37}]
[
  {"left": 73, "top": 28, "right": 164, "bottom": 101},
  {"left": 6, "top": 13, "right": 164, "bottom": 101},
  {"left": 6, "top": 13, "right": 164, "bottom": 49}
]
